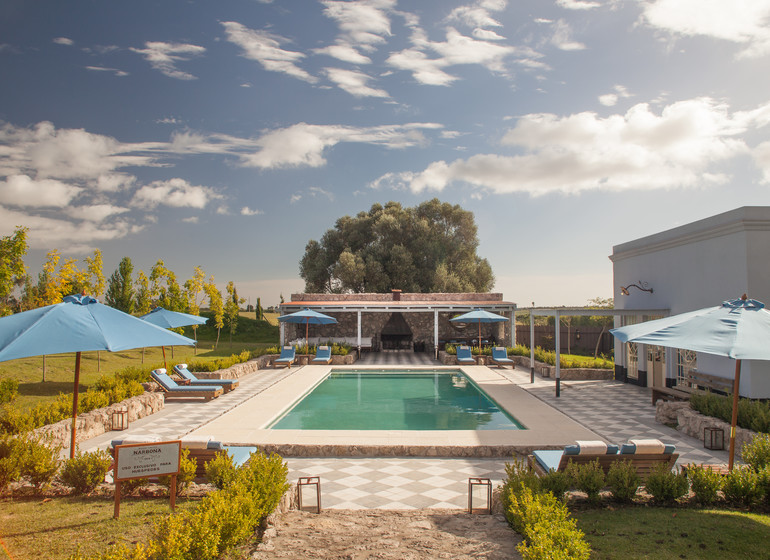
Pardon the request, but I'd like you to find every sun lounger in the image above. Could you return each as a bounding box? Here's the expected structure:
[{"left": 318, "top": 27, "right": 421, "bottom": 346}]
[
  {"left": 456, "top": 345, "right": 476, "bottom": 365},
  {"left": 172, "top": 363, "right": 239, "bottom": 393},
  {"left": 151, "top": 369, "right": 223, "bottom": 401},
  {"left": 312, "top": 345, "right": 332, "bottom": 364},
  {"left": 274, "top": 345, "right": 296, "bottom": 368},
  {"left": 528, "top": 439, "right": 678, "bottom": 480},
  {"left": 490, "top": 346, "right": 514, "bottom": 368}
]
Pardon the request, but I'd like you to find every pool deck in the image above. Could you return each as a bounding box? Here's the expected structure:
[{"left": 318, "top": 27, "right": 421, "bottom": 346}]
[
  {"left": 81, "top": 352, "right": 731, "bottom": 509},
  {"left": 186, "top": 365, "right": 601, "bottom": 456}
]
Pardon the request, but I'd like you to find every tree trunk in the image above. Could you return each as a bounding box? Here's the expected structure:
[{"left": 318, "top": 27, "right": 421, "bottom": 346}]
[
  {"left": 594, "top": 326, "right": 606, "bottom": 359},
  {"left": 215, "top": 328, "right": 221, "bottom": 349}
]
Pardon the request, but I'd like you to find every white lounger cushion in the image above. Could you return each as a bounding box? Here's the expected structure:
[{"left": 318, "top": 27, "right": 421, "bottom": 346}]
[
  {"left": 629, "top": 439, "right": 666, "bottom": 454},
  {"left": 575, "top": 440, "right": 608, "bottom": 455}
]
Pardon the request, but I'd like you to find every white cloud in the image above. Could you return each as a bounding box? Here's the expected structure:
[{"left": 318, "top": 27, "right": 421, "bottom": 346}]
[
  {"left": 130, "top": 41, "right": 206, "bottom": 80},
  {"left": 65, "top": 204, "right": 129, "bottom": 222},
  {"left": 85, "top": 66, "right": 129, "bottom": 77},
  {"left": 0, "top": 174, "right": 81, "bottom": 207},
  {"left": 557, "top": 0, "right": 601, "bottom": 10},
  {"left": 53, "top": 37, "right": 74, "bottom": 46},
  {"left": 240, "top": 206, "right": 264, "bottom": 216},
  {"left": 387, "top": 27, "right": 516, "bottom": 85},
  {"left": 314, "top": 43, "right": 372, "bottom": 64},
  {"left": 640, "top": 0, "right": 770, "bottom": 58},
  {"left": 241, "top": 122, "right": 441, "bottom": 168},
  {"left": 599, "top": 85, "right": 632, "bottom": 107},
  {"left": 324, "top": 68, "right": 389, "bottom": 97},
  {"left": 550, "top": 19, "right": 586, "bottom": 50},
  {"left": 0, "top": 206, "right": 137, "bottom": 253},
  {"left": 755, "top": 141, "right": 770, "bottom": 183},
  {"left": 378, "top": 97, "right": 768, "bottom": 195},
  {"left": 290, "top": 193, "right": 302, "bottom": 203},
  {"left": 321, "top": 0, "right": 396, "bottom": 51},
  {"left": 132, "top": 178, "right": 219, "bottom": 209},
  {"left": 181, "top": 216, "right": 199, "bottom": 223},
  {"left": 222, "top": 21, "right": 317, "bottom": 83}
]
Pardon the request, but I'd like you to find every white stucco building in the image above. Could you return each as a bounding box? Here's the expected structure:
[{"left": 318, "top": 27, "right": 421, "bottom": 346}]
[{"left": 611, "top": 206, "right": 770, "bottom": 398}]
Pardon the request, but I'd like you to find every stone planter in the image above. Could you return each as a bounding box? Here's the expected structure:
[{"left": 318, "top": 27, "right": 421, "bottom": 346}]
[{"left": 655, "top": 400, "right": 758, "bottom": 459}]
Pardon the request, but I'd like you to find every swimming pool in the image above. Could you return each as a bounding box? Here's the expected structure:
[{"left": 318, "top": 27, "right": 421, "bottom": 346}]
[{"left": 268, "top": 369, "right": 524, "bottom": 430}]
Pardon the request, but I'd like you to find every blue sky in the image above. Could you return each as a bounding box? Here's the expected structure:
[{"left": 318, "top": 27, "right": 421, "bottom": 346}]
[{"left": 1, "top": 0, "right": 769, "bottom": 308}]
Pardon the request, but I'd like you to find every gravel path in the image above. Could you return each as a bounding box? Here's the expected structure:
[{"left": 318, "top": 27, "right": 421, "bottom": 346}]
[{"left": 250, "top": 509, "right": 522, "bottom": 560}]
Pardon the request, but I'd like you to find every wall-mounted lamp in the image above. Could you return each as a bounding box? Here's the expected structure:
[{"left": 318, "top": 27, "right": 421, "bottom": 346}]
[
  {"left": 620, "top": 281, "right": 653, "bottom": 296},
  {"left": 575, "top": 329, "right": 581, "bottom": 340}
]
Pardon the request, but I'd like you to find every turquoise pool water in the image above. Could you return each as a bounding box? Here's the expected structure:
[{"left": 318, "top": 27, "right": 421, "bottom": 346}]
[{"left": 269, "top": 369, "right": 524, "bottom": 430}]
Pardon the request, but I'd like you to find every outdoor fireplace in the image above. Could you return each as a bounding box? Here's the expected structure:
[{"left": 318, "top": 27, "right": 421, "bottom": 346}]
[{"left": 380, "top": 312, "right": 412, "bottom": 350}]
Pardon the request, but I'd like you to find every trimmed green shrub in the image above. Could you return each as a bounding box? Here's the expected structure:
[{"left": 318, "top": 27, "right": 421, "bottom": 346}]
[
  {"left": 505, "top": 485, "right": 591, "bottom": 560},
  {"left": 186, "top": 350, "right": 252, "bottom": 373},
  {"left": 644, "top": 463, "right": 689, "bottom": 504},
  {"left": 566, "top": 459, "right": 605, "bottom": 504},
  {"left": 78, "top": 389, "right": 110, "bottom": 413},
  {"left": 501, "top": 459, "right": 542, "bottom": 500},
  {"left": 540, "top": 469, "right": 571, "bottom": 501},
  {"left": 158, "top": 448, "right": 197, "bottom": 496},
  {"left": 606, "top": 459, "right": 641, "bottom": 503},
  {"left": 742, "top": 434, "right": 770, "bottom": 470},
  {"left": 204, "top": 450, "right": 237, "bottom": 490},
  {"left": 690, "top": 392, "right": 770, "bottom": 434},
  {"left": 687, "top": 464, "right": 723, "bottom": 506},
  {"left": 723, "top": 466, "right": 764, "bottom": 507},
  {"left": 0, "top": 433, "right": 22, "bottom": 491},
  {"left": 17, "top": 433, "right": 61, "bottom": 493},
  {"left": 60, "top": 449, "right": 113, "bottom": 494},
  {"left": 0, "top": 378, "right": 19, "bottom": 404}
]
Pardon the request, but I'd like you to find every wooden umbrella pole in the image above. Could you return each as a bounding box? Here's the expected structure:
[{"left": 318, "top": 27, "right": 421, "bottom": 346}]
[
  {"left": 70, "top": 352, "right": 81, "bottom": 459},
  {"left": 728, "top": 359, "right": 742, "bottom": 471},
  {"left": 162, "top": 346, "right": 167, "bottom": 370}
]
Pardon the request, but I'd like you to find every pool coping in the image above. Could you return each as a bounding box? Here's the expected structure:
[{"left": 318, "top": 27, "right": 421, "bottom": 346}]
[{"left": 188, "top": 365, "right": 603, "bottom": 457}]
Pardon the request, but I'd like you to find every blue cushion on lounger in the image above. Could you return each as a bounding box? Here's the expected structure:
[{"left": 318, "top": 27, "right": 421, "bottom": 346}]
[
  {"left": 533, "top": 449, "right": 565, "bottom": 472},
  {"left": 224, "top": 446, "right": 257, "bottom": 468}
]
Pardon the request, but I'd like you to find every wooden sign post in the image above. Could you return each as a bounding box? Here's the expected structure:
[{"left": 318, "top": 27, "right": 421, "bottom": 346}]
[{"left": 113, "top": 440, "right": 181, "bottom": 519}]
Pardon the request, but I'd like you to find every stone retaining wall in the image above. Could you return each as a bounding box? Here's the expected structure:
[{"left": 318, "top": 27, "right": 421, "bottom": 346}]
[
  {"left": 250, "top": 443, "right": 533, "bottom": 458},
  {"left": 33, "top": 392, "right": 165, "bottom": 451},
  {"left": 655, "top": 400, "right": 757, "bottom": 459}
]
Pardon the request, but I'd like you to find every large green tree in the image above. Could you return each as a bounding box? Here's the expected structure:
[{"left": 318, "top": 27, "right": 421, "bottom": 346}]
[
  {"left": 0, "top": 226, "right": 28, "bottom": 315},
  {"left": 299, "top": 199, "right": 494, "bottom": 293},
  {"left": 105, "top": 257, "right": 135, "bottom": 313}
]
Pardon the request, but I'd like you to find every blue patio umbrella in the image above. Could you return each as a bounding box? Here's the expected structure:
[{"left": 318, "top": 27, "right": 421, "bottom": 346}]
[
  {"left": 278, "top": 308, "right": 338, "bottom": 351},
  {"left": 0, "top": 294, "right": 195, "bottom": 457},
  {"left": 450, "top": 308, "right": 509, "bottom": 349},
  {"left": 140, "top": 306, "right": 208, "bottom": 366},
  {"left": 610, "top": 295, "right": 770, "bottom": 469},
  {"left": 139, "top": 307, "right": 208, "bottom": 329}
]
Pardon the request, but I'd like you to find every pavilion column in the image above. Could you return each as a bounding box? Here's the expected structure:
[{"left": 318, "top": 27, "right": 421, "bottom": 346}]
[
  {"left": 434, "top": 310, "right": 439, "bottom": 360},
  {"left": 555, "top": 310, "right": 561, "bottom": 397},
  {"left": 511, "top": 308, "right": 516, "bottom": 347},
  {"left": 530, "top": 315, "right": 535, "bottom": 383},
  {"left": 280, "top": 322, "right": 285, "bottom": 346},
  {"left": 357, "top": 311, "right": 362, "bottom": 358}
]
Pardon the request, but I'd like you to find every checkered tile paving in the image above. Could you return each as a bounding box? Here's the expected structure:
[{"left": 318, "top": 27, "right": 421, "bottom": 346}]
[
  {"left": 82, "top": 354, "right": 732, "bottom": 510},
  {"left": 288, "top": 457, "right": 507, "bottom": 510},
  {"left": 357, "top": 350, "right": 440, "bottom": 366},
  {"left": 496, "top": 369, "right": 730, "bottom": 467}
]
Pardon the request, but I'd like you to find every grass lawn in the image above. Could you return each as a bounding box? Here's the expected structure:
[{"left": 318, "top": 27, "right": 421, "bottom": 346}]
[
  {"left": 0, "top": 495, "right": 200, "bottom": 560},
  {"left": 574, "top": 505, "right": 770, "bottom": 559},
  {"left": 2, "top": 342, "right": 274, "bottom": 413}
]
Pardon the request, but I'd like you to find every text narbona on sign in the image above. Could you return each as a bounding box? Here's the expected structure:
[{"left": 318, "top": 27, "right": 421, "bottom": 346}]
[{"left": 114, "top": 441, "right": 181, "bottom": 481}]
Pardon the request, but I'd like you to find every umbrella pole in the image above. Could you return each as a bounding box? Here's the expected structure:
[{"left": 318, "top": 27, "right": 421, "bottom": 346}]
[
  {"left": 728, "top": 359, "right": 742, "bottom": 471},
  {"left": 162, "top": 346, "right": 167, "bottom": 370},
  {"left": 70, "top": 352, "right": 81, "bottom": 459},
  {"left": 306, "top": 320, "right": 309, "bottom": 354}
]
